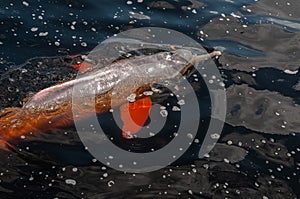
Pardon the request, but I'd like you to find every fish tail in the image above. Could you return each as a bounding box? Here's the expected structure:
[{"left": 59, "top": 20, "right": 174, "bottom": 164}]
[
  {"left": 0, "top": 107, "right": 69, "bottom": 140},
  {"left": 0, "top": 107, "right": 38, "bottom": 140}
]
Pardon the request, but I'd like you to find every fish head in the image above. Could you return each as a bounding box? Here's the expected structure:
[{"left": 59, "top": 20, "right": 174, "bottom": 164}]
[{"left": 132, "top": 49, "right": 196, "bottom": 81}]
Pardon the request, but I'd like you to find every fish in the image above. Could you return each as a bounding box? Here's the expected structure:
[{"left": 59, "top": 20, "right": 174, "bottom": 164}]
[{"left": 0, "top": 48, "right": 221, "bottom": 143}]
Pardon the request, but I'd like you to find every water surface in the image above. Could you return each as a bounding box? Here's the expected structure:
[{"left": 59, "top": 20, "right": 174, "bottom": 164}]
[{"left": 0, "top": 0, "right": 299, "bottom": 198}]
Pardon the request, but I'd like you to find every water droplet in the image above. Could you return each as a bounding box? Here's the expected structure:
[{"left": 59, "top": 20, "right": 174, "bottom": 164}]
[
  {"left": 160, "top": 110, "right": 168, "bottom": 117},
  {"left": 172, "top": 106, "right": 181, "bottom": 111},
  {"left": 210, "top": 133, "right": 220, "bottom": 139},
  {"left": 177, "top": 99, "right": 185, "bottom": 105},
  {"left": 65, "top": 179, "right": 76, "bottom": 185},
  {"left": 108, "top": 180, "right": 114, "bottom": 187},
  {"left": 22, "top": 1, "right": 29, "bottom": 6}
]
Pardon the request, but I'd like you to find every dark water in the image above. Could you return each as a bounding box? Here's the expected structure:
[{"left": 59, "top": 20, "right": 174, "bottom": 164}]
[{"left": 0, "top": 0, "right": 299, "bottom": 198}]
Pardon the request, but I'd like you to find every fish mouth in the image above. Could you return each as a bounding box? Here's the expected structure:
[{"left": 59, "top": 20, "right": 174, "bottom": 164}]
[{"left": 179, "top": 50, "right": 222, "bottom": 78}]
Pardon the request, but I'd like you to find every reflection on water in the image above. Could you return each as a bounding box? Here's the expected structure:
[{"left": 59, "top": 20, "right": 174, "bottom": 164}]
[
  {"left": 0, "top": 0, "right": 299, "bottom": 198},
  {"left": 227, "top": 84, "right": 300, "bottom": 135}
]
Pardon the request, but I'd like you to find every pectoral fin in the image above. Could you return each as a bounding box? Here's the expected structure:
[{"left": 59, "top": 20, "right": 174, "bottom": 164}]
[
  {"left": 69, "top": 54, "right": 95, "bottom": 72},
  {"left": 120, "top": 96, "right": 152, "bottom": 139}
]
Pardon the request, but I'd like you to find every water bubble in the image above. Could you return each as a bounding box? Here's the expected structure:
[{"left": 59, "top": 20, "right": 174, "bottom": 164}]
[
  {"left": 227, "top": 140, "right": 233, "bottom": 145},
  {"left": 126, "top": 93, "right": 136, "bottom": 102},
  {"left": 211, "top": 133, "right": 220, "bottom": 139},
  {"left": 31, "top": 27, "right": 38, "bottom": 32},
  {"left": 65, "top": 179, "right": 77, "bottom": 185},
  {"left": 160, "top": 106, "right": 166, "bottom": 110},
  {"left": 22, "top": 1, "right": 29, "bottom": 6},
  {"left": 187, "top": 133, "right": 193, "bottom": 139},
  {"left": 143, "top": 91, "right": 153, "bottom": 96},
  {"left": 39, "top": 32, "right": 48, "bottom": 37},
  {"left": 108, "top": 155, "right": 114, "bottom": 159},
  {"left": 81, "top": 42, "right": 87, "bottom": 47},
  {"left": 177, "top": 99, "right": 185, "bottom": 106},
  {"left": 160, "top": 110, "right": 168, "bottom": 117},
  {"left": 172, "top": 106, "right": 181, "bottom": 111},
  {"left": 107, "top": 180, "right": 114, "bottom": 187}
]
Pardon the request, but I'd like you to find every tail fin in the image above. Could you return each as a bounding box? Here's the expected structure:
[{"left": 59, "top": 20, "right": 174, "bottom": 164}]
[
  {"left": 0, "top": 107, "right": 74, "bottom": 143},
  {"left": 0, "top": 107, "right": 38, "bottom": 140}
]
